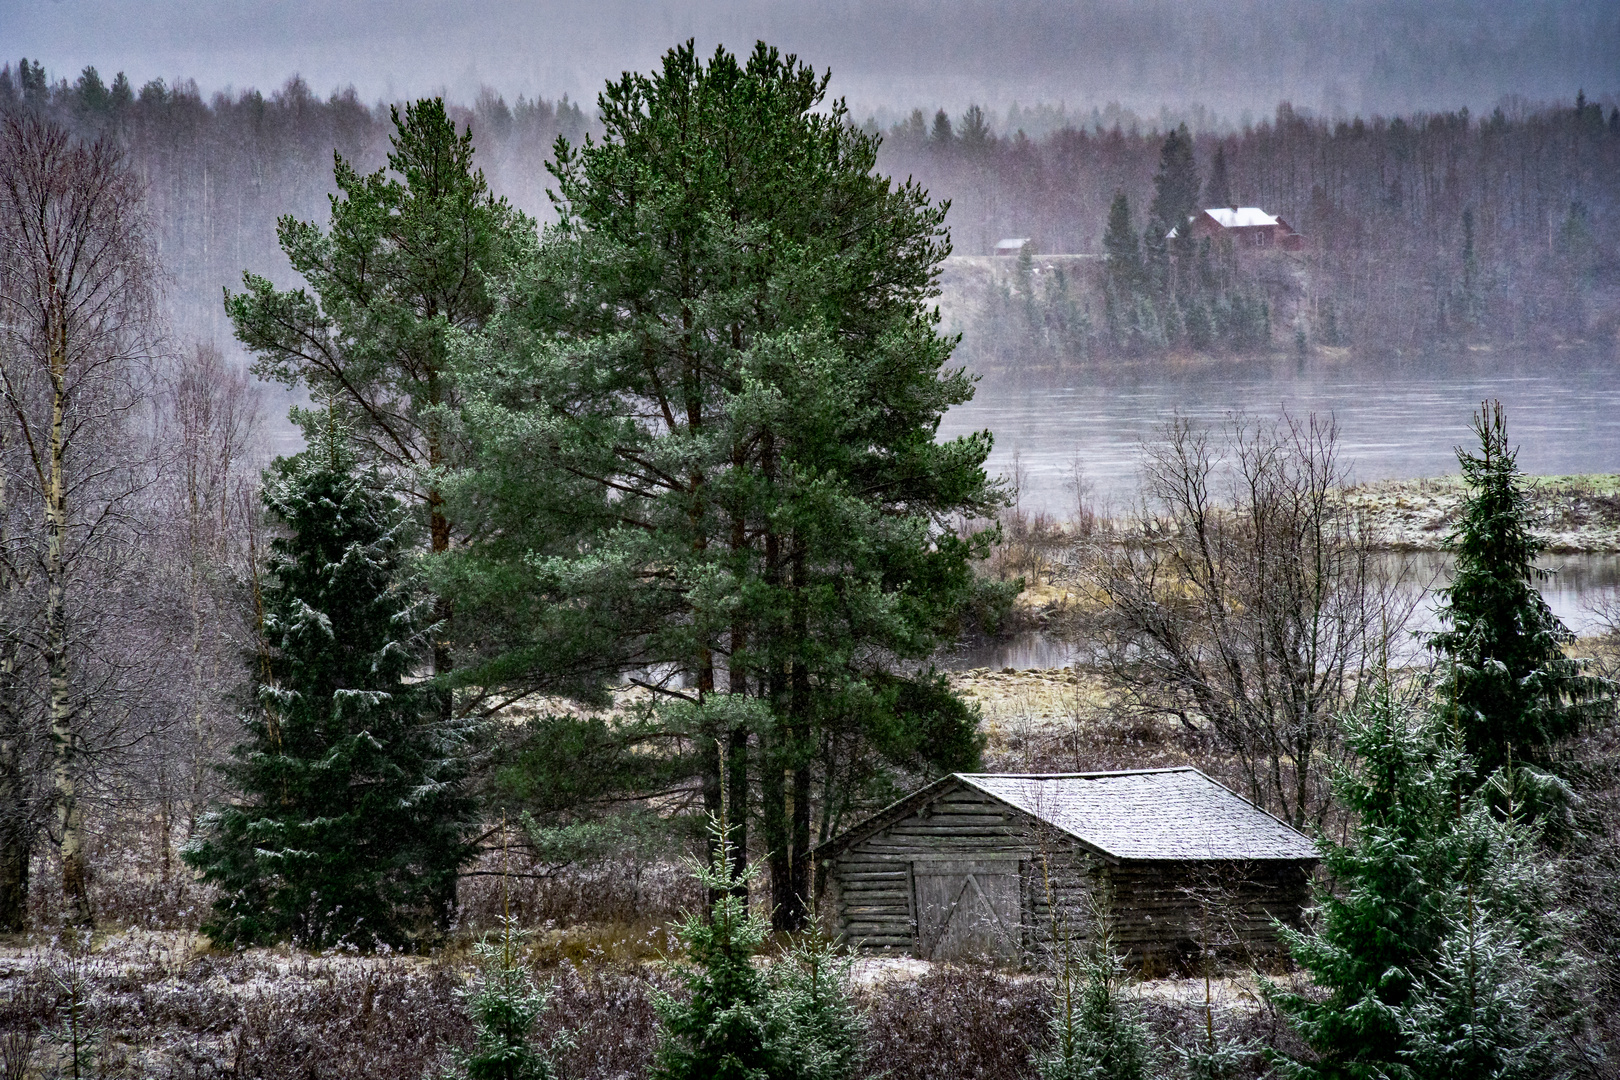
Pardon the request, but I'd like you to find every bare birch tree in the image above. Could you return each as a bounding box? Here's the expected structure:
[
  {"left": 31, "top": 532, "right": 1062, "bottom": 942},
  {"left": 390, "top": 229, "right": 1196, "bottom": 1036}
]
[
  {"left": 0, "top": 113, "right": 160, "bottom": 926},
  {"left": 1088, "top": 412, "right": 1408, "bottom": 828},
  {"left": 148, "top": 341, "right": 263, "bottom": 877}
]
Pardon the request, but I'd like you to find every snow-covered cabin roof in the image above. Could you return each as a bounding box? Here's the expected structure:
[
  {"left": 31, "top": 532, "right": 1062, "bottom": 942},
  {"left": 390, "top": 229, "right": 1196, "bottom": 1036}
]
[
  {"left": 994, "top": 238, "right": 1032, "bottom": 253},
  {"left": 1203, "top": 207, "right": 1279, "bottom": 228},
  {"left": 817, "top": 768, "right": 1319, "bottom": 863}
]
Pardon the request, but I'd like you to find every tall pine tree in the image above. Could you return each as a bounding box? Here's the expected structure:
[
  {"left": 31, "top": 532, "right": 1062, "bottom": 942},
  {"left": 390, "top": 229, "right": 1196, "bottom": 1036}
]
[
  {"left": 1429, "top": 402, "right": 1612, "bottom": 775},
  {"left": 226, "top": 97, "right": 532, "bottom": 698},
  {"left": 184, "top": 432, "right": 477, "bottom": 950},
  {"left": 444, "top": 41, "right": 994, "bottom": 927}
]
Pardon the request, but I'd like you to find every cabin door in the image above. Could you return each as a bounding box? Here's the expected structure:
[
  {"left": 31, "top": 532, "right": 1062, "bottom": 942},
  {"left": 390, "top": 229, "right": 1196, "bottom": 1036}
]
[{"left": 912, "top": 860, "right": 1023, "bottom": 962}]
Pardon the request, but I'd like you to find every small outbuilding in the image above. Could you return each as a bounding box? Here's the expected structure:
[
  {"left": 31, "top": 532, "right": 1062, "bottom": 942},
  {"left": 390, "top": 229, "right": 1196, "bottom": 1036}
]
[{"left": 814, "top": 768, "right": 1318, "bottom": 969}]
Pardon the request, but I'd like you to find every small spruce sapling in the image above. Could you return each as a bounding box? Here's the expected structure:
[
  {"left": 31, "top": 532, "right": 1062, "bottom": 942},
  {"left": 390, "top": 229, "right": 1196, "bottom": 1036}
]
[
  {"left": 1034, "top": 872, "right": 1154, "bottom": 1080},
  {"left": 440, "top": 917, "right": 570, "bottom": 1080},
  {"left": 651, "top": 815, "right": 781, "bottom": 1080},
  {"left": 771, "top": 930, "right": 866, "bottom": 1080}
]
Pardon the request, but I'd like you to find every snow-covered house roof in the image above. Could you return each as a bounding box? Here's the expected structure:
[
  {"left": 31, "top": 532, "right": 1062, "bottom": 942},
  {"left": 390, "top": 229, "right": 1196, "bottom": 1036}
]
[
  {"left": 994, "top": 238, "right": 1032, "bottom": 254},
  {"left": 816, "top": 767, "right": 1319, "bottom": 863},
  {"left": 1203, "top": 207, "right": 1280, "bottom": 228}
]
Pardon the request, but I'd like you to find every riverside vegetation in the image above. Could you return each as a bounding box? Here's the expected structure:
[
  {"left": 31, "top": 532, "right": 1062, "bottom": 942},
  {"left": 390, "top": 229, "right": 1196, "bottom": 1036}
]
[{"left": 1, "top": 40, "right": 1619, "bottom": 1080}]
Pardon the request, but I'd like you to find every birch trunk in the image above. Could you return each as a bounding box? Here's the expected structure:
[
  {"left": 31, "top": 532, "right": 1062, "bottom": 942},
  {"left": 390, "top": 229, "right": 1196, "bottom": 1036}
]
[{"left": 46, "top": 295, "right": 91, "bottom": 927}]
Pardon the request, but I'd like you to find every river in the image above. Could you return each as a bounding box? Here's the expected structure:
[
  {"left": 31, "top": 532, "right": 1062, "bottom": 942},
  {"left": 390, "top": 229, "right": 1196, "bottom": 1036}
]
[
  {"left": 938, "top": 348, "right": 1620, "bottom": 516},
  {"left": 937, "top": 348, "right": 1620, "bottom": 668}
]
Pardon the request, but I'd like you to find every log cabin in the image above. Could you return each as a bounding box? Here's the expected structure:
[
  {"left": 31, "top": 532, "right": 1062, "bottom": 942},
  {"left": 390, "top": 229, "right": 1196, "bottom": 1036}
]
[{"left": 814, "top": 768, "right": 1318, "bottom": 969}]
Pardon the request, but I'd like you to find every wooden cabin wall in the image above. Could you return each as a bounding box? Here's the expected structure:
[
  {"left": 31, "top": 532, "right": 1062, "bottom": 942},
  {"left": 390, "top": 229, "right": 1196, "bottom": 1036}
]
[
  {"left": 825, "top": 785, "right": 1098, "bottom": 956},
  {"left": 1103, "top": 860, "right": 1313, "bottom": 968}
]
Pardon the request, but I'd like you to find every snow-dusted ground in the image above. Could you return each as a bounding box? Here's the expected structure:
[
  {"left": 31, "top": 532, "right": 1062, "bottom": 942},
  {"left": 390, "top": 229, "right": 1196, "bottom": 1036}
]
[{"left": 1345, "top": 473, "right": 1620, "bottom": 553}]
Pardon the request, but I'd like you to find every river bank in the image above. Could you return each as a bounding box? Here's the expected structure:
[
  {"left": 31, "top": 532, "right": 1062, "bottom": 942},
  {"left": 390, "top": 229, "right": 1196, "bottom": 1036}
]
[{"left": 1345, "top": 472, "right": 1620, "bottom": 552}]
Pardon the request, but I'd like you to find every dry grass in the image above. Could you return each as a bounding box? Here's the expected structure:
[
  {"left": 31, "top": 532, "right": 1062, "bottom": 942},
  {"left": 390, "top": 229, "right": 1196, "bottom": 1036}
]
[{"left": 1343, "top": 472, "right": 1620, "bottom": 552}]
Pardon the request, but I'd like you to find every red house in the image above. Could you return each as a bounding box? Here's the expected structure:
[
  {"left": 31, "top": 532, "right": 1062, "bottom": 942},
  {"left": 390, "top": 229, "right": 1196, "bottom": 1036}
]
[{"left": 1170, "top": 207, "right": 1305, "bottom": 251}]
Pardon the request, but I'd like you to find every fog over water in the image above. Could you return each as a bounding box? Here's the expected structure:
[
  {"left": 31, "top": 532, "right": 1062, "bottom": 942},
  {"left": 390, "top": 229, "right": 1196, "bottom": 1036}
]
[{"left": 942, "top": 349, "right": 1620, "bottom": 516}]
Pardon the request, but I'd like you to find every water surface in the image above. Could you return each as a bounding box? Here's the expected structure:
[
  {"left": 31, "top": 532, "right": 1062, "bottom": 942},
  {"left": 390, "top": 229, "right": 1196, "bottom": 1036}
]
[{"left": 939, "top": 350, "right": 1620, "bottom": 516}]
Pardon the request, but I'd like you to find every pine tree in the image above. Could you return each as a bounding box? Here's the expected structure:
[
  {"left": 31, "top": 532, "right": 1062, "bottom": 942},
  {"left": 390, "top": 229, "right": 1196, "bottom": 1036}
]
[
  {"left": 226, "top": 97, "right": 533, "bottom": 696},
  {"left": 183, "top": 433, "right": 477, "bottom": 950},
  {"left": 1429, "top": 402, "right": 1612, "bottom": 775},
  {"left": 447, "top": 41, "right": 995, "bottom": 928}
]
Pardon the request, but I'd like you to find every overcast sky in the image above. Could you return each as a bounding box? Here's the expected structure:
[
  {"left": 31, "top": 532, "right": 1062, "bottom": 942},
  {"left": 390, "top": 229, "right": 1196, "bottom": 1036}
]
[{"left": 5, "top": 0, "right": 1617, "bottom": 122}]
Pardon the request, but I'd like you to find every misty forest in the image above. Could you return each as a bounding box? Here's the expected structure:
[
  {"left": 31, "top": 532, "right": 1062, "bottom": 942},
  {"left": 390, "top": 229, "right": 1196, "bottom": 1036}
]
[{"left": 0, "top": 31, "right": 1619, "bottom": 1080}]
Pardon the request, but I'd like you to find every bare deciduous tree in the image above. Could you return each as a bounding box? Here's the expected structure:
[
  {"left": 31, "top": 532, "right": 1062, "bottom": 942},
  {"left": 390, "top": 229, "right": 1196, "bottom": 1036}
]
[
  {"left": 0, "top": 113, "right": 161, "bottom": 926},
  {"left": 148, "top": 341, "right": 263, "bottom": 877},
  {"left": 1088, "top": 412, "right": 1408, "bottom": 828}
]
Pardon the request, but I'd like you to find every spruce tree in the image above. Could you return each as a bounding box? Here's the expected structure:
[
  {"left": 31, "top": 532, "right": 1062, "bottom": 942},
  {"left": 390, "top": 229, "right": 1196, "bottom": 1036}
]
[
  {"left": 1429, "top": 402, "right": 1612, "bottom": 775},
  {"left": 1036, "top": 898, "right": 1154, "bottom": 1080},
  {"left": 652, "top": 818, "right": 781, "bottom": 1080},
  {"left": 1273, "top": 678, "right": 1591, "bottom": 1079},
  {"left": 442, "top": 917, "right": 570, "bottom": 1080},
  {"left": 184, "top": 433, "right": 477, "bottom": 950},
  {"left": 771, "top": 932, "right": 866, "bottom": 1080},
  {"left": 1272, "top": 680, "right": 1463, "bottom": 1077},
  {"left": 1102, "top": 189, "right": 1144, "bottom": 299},
  {"left": 1147, "top": 124, "right": 1200, "bottom": 296}
]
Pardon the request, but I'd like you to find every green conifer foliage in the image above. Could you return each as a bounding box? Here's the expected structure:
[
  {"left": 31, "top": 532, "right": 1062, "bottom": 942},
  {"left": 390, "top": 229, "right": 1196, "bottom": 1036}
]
[
  {"left": 1273, "top": 683, "right": 1466, "bottom": 1076},
  {"left": 1035, "top": 901, "right": 1155, "bottom": 1080},
  {"left": 1274, "top": 679, "right": 1592, "bottom": 1079},
  {"left": 446, "top": 40, "right": 996, "bottom": 927},
  {"left": 651, "top": 817, "right": 866, "bottom": 1080},
  {"left": 1429, "top": 402, "right": 1613, "bottom": 774},
  {"left": 442, "top": 917, "right": 570, "bottom": 1080},
  {"left": 652, "top": 819, "right": 781, "bottom": 1080},
  {"left": 226, "top": 97, "right": 533, "bottom": 698},
  {"left": 1103, "top": 189, "right": 1145, "bottom": 334},
  {"left": 770, "top": 933, "right": 866, "bottom": 1080},
  {"left": 184, "top": 438, "right": 477, "bottom": 949}
]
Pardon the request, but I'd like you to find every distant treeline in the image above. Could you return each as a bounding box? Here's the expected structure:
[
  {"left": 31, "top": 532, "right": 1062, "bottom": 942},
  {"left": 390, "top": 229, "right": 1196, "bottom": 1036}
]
[
  {"left": 2, "top": 58, "right": 1617, "bottom": 360},
  {"left": 0, "top": 60, "right": 591, "bottom": 345},
  {"left": 885, "top": 97, "right": 1620, "bottom": 362}
]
